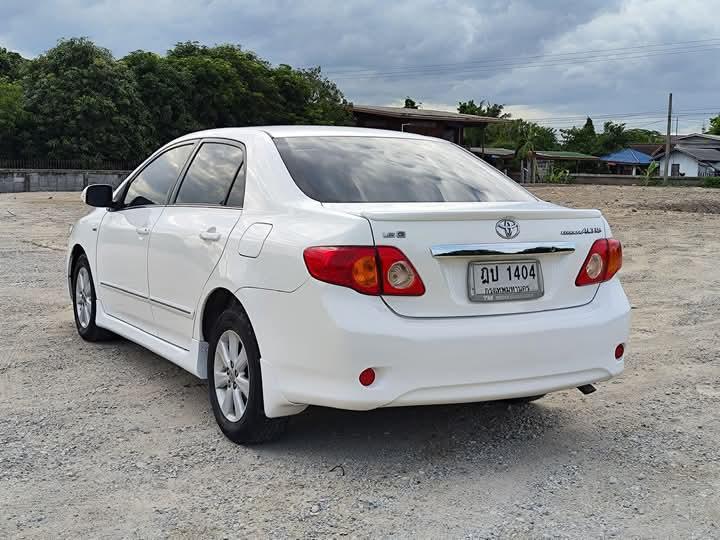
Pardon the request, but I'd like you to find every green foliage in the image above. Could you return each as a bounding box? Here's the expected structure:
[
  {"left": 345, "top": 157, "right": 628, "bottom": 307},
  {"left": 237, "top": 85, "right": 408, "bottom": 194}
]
[
  {"left": 703, "top": 176, "right": 720, "bottom": 188},
  {"left": 641, "top": 161, "right": 660, "bottom": 186},
  {"left": 560, "top": 117, "right": 598, "bottom": 155},
  {"left": 458, "top": 99, "right": 508, "bottom": 118},
  {"left": 596, "top": 121, "right": 629, "bottom": 155},
  {"left": 625, "top": 128, "right": 664, "bottom": 143},
  {"left": 708, "top": 114, "right": 720, "bottom": 136},
  {"left": 545, "top": 168, "right": 573, "bottom": 184},
  {"left": 0, "top": 80, "right": 25, "bottom": 155},
  {"left": 0, "top": 47, "right": 27, "bottom": 81},
  {"left": 21, "top": 38, "right": 151, "bottom": 164},
  {"left": 404, "top": 97, "right": 419, "bottom": 109},
  {"left": 0, "top": 38, "right": 352, "bottom": 162}
]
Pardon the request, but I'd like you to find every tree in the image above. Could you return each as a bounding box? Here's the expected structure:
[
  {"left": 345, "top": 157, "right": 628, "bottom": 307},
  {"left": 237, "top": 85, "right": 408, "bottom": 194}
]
[
  {"left": 458, "top": 99, "right": 510, "bottom": 147},
  {"left": 458, "top": 99, "right": 508, "bottom": 118},
  {"left": 404, "top": 97, "right": 419, "bottom": 109},
  {"left": 560, "top": 117, "right": 598, "bottom": 155},
  {"left": 21, "top": 38, "right": 151, "bottom": 163},
  {"left": 0, "top": 47, "right": 27, "bottom": 81},
  {"left": 625, "top": 128, "right": 664, "bottom": 143},
  {"left": 708, "top": 114, "right": 720, "bottom": 136},
  {"left": 122, "top": 50, "right": 197, "bottom": 148},
  {"left": 0, "top": 80, "right": 25, "bottom": 155},
  {"left": 596, "top": 121, "right": 629, "bottom": 155}
]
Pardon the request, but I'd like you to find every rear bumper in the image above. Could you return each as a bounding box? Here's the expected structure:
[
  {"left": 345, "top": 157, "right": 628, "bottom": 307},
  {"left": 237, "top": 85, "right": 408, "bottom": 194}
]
[{"left": 238, "top": 279, "right": 630, "bottom": 415}]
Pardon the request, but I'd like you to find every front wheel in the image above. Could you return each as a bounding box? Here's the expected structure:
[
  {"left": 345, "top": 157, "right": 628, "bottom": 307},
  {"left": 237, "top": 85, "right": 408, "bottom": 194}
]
[
  {"left": 72, "top": 254, "right": 113, "bottom": 341},
  {"left": 207, "top": 306, "right": 287, "bottom": 444}
]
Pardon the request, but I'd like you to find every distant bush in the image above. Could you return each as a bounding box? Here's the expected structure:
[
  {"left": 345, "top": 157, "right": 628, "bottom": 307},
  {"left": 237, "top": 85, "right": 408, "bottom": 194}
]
[
  {"left": 545, "top": 168, "right": 574, "bottom": 184},
  {"left": 703, "top": 176, "right": 720, "bottom": 188}
]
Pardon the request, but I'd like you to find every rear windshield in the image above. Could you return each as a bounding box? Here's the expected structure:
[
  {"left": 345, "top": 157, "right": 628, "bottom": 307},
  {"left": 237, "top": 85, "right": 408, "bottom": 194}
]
[{"left": 274, "top": 136, "right": 533, "bottom": 203}]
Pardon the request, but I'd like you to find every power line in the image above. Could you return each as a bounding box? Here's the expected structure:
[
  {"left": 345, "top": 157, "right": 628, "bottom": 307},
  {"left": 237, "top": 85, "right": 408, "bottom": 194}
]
[
  {"left": 321, "top": 38, "right": 720, "bottom": 75},
  {"left": 331, "top": 44, "right": 720, "bottom": 81}
]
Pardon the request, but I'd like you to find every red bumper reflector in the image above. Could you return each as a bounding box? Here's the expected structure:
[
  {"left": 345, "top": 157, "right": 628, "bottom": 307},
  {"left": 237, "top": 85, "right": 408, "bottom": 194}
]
[
  {"left": 615, "top": 343, "right": 625, "bottom": 359},
  {"left": 359, "top": 368, "right": 376, "bottom": 387}
]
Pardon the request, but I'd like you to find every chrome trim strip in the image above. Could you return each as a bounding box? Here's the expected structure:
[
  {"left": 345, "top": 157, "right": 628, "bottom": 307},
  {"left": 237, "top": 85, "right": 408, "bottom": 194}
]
[
  {"left": 149, "top": 296, "right": 194, "bottom": 317},
  {"left": 431, "top": 241, "right": 576, "bottom": 258},
  {"left": 100, "top": 281, "right": 147, "bottom": 300}
]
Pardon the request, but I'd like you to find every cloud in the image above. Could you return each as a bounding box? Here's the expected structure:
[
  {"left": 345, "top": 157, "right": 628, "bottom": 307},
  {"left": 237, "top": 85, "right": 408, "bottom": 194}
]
[{"left": 1, "top": 0, "right": 718, "bottom": 132}]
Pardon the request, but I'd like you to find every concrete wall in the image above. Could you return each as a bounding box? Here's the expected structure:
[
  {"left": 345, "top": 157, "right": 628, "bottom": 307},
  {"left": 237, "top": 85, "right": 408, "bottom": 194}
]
[
  {"left": 522, "top": 174, "right": 704, "bottom": 187},
  {"left": 0, "top": 169, "right": 131, "bottom": 194}
]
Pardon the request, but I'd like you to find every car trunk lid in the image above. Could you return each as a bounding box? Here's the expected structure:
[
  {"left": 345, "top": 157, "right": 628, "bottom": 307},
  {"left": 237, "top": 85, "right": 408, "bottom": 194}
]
[{"left": 324, "top": 201, "right": 606, "bottom": 318}]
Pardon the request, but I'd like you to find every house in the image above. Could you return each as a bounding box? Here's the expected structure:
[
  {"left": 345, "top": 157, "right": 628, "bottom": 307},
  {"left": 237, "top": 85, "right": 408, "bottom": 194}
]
[
  {"left": 469, "top": 147, "right": 515, "bottom": 173},
  {"left": 653, "top": 134, "right": 720, "bottom": 177},
  {"left": 350, "top": 105, "right": 506, "bottom": 145},
  {"left": 599, "top": 148, "right": 653, "bottom": 176},
  {"left": 527, "top": 150, "right": 598, "bottom": 182}
]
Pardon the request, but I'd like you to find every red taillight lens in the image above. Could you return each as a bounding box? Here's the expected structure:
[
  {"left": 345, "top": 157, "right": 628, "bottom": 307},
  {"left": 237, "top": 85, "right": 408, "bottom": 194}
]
[
  {"left": 303, "top": 246, "right": 379, "bottom": 295},
  {"left": 575, "top": 239, "right": 623, "bottom": 286},
  {"left": 303, "top": 246, "right": 424, "bottom": 296}
]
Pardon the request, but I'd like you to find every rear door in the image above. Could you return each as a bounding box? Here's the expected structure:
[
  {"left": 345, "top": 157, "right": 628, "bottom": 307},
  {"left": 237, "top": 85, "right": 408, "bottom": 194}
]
[
  {"left": 96, "top": 143, "right": 195, "bottom": 330},
  {"left": 328, "top": 202, "right": 605, "bottom": 318},
  {"left": 147, "top": 140, "right": 246, "bottom": 349}
]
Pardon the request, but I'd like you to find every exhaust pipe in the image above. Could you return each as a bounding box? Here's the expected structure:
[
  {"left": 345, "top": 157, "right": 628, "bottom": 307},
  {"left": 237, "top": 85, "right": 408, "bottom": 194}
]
[{"left": 577, "top": 384, "right": 597, "bottom": 395}]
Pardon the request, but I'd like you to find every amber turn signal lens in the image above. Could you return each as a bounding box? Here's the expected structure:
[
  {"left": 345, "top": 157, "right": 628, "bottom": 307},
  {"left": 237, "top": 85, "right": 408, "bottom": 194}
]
[{"left": 352, "top": 255, "right": 379, "bottom": 289}]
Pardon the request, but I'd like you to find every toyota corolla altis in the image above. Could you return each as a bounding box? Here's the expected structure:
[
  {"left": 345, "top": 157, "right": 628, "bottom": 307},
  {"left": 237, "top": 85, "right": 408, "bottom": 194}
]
[{"left": 67, "top": 126, "right": 630, "bottom": 443}]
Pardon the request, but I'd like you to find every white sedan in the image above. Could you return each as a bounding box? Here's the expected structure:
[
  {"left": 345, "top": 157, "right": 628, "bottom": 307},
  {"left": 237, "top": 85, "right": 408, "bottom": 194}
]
[{"left": 67, "top": 126, "right": 630, "bottom": 444}]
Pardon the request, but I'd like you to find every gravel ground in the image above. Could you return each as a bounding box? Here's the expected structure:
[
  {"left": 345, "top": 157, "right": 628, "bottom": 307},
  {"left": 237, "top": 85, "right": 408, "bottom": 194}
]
[{"left": 1, "top": 186, "right": 719, "bottom": 538}]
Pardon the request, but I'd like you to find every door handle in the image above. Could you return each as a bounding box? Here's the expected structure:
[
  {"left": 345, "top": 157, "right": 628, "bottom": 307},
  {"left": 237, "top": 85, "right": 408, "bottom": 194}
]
[
  {"left": 199, "top": 227, "right": 221, "bottom": 242},
  {"left": 136, "top": 227, "right": 150, "bottom": 236}
]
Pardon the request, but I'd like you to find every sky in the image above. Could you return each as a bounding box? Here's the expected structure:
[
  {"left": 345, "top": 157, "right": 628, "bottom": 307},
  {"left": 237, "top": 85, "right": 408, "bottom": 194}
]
[{"left": 1, "top": 0, "right": 719, "bottom": 133}]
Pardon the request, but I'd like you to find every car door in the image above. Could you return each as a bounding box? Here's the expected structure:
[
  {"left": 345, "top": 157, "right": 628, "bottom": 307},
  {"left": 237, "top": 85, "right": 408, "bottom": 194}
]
[
  {"left": 147, "top": 140, "right": 246, "bottom": 350},
  {"left": 96, "top": 143, "right": 195, "bottom": 331}
]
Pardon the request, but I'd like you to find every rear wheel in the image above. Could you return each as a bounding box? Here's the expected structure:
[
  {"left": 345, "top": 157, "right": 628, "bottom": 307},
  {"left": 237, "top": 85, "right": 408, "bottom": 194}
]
[
  {"left": 72, "top": 254, "right": 114, "bottom": 341},
  {"left": 207, "top": 306, "right": 287, "bottom": 444}
]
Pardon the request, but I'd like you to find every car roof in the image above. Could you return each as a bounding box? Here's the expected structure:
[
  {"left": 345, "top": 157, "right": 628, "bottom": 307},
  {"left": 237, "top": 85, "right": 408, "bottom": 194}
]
[{"left": 174, "top": 125, "right": 436, "bottom": 143}]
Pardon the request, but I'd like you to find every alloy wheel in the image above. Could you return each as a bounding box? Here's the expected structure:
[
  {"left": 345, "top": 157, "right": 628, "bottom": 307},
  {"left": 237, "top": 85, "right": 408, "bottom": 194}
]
[
  {"left": 75, "top": 267, "right": 93, "bottom": 328},
  {"left": 214, "top": 329, "right": 250, "bottom": 422}
]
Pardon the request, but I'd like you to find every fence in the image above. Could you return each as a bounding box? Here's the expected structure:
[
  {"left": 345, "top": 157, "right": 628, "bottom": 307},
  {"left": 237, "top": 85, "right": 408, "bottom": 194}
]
[
  {"left": 0, "top": 169, "right": 132, "bottom": 193},
  {"left": 0, "top": 158, "right": 140, "bottom": 171}
]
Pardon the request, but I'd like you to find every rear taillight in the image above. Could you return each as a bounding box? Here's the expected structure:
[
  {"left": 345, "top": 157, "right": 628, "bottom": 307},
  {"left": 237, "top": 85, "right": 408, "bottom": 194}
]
[
  {"left": 303, "top": 246, "right": 425, "bottom": 296},
  {"left": 575, "top": 239, "right": 622, "bottom": 286}
]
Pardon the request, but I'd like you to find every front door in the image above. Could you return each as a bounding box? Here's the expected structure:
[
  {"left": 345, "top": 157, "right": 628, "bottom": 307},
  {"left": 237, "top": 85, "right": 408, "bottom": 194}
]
[
  {"left": 148, "top": 141, "right": 246, "bottom": 349},
  {"left": 96, "top": 143, "right": 195, "bottom": 331}
]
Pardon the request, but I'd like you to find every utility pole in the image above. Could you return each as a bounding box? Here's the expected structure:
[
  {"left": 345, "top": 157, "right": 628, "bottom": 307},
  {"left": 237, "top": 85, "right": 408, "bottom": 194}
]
[{"left": 663, "top": 92, "right": 673, "bottom": 182}]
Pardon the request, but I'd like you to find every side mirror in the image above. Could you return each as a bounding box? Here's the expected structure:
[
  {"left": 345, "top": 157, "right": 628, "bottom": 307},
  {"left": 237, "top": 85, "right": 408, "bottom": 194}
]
[{"left": 82, "top": 184, "right": 114, "bottom": 207}]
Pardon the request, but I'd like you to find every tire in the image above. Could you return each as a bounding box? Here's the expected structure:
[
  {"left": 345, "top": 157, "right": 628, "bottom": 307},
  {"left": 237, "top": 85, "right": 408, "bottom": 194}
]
[
  {"left": 72, "top": 254, "right": 114, "bottom": 341},
  {"left": 207, "top": 305, "right": 287, "bottom": 444},
  {"left": 505, "top": 394, "right": 546, "bottom": 405}
]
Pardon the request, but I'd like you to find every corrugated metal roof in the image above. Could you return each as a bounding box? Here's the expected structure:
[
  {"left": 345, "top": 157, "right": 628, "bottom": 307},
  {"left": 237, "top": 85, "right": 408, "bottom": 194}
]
[
  {"left": 469, "top": 147, "right": 515, "bottom": 157},
  {"left": 351, "top": 105, "right": 507, "bottom": 125},
  {"left": 532, "top": 150, "right": 598, "bottom": 161},
  {"left": 673, "top": 146, "right": 720, "bottom": 162},
  {"left": 599, "top": 148, "right": 653, "bottom": 165}
]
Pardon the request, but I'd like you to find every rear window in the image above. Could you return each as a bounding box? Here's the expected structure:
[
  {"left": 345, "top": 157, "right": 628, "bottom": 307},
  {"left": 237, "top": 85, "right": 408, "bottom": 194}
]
[{"left": 274, "top": 136, "right": 533, "bottom": 203}]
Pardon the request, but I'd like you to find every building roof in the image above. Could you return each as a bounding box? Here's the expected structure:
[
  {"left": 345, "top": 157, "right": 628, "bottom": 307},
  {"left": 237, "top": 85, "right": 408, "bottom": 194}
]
[
  {"left": 351, "top": 105, "right": 507, "bottom": 125},
  {"left": 661, "top": 145, "right": 720, "bottom": 162},
  {"left": 599, "top": 148, "right": 653, "bottom": 165},
  {"left": 677, "top": 133, "right": 720, "bottom": 143},
  {"left": 532, "top": 150, "right": 598, "bottom": 161},
  {"left": 469, "top": 146, "right": 515, "bottom": 157}
]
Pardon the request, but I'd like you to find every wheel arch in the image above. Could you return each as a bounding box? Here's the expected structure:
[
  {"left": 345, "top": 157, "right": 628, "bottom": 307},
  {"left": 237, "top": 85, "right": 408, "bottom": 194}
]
[
  {"left": 68, "top": 244, "right": 87, "bottom": 294},
  {"left": 199, "top": 288, "right": 256, "bottom": 349}
]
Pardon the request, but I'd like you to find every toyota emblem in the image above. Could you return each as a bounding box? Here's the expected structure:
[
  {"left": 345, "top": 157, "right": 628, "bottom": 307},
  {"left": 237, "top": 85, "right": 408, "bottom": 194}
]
[{"left": 495, "top": 218, "right": 519, "bottom": 239}]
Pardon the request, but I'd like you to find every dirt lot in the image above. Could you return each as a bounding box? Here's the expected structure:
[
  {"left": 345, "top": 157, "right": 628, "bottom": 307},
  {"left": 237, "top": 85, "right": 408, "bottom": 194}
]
[{"left": 1, "top": 185, "right": 719, "bottom": 538}]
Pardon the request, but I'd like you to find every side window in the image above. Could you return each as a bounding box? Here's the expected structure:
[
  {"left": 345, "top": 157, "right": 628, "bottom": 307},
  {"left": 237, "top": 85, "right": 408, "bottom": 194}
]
[
  {"left": 175, "top": 143, "right": 245, "bottom": 206},
  {"left": 123, "top": 144, "right": 193, "bottom": 208}
]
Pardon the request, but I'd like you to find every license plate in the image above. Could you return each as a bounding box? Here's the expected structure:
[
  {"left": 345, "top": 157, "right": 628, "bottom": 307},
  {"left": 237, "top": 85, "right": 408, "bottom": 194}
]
[{"left": 468, "top": 260, "right": 543, "bottom": 302}]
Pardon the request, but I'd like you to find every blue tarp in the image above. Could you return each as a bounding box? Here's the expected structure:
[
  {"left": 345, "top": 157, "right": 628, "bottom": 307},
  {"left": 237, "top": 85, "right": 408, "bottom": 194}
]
[{"left": 599, "top": 148, "right": 653, "bottom": 165}]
